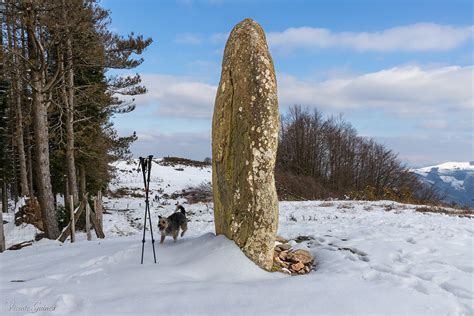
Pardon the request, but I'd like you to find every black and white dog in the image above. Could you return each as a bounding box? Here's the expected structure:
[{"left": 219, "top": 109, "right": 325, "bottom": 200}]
[{"left": 158, "top": 204, "right": 188, "bottom": 244}]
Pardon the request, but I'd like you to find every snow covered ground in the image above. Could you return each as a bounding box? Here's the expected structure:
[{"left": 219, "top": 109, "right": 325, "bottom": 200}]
[
  {"left": 1, "top": 159, "right": 473, "bottom": 315},
  {"left": 109, "top": 158, "right": 212, "bottom": 196}
]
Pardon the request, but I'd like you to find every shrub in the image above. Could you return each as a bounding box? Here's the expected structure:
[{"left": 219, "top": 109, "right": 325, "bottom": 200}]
[
  {"left": 159, "top": 157, "right": 210, "bottom": 168},
  {"left": 56, "top": 204, "right": 70, "bottom": 231},
  {"left": 275, "top": 171, "right": 327, "bottom": 201},
  {"left": 170, "top": 182, "right": 213, "bottom": 204}
]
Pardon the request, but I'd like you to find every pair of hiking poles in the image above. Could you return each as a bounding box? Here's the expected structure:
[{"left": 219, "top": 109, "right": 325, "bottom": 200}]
[{"left": 139, "top": 155, "right": 157, "bottom": 264}]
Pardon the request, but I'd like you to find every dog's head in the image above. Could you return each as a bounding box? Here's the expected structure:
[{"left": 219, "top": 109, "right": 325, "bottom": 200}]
[{"left": 158, "top": 216, "right": 169, "bottom": 231}]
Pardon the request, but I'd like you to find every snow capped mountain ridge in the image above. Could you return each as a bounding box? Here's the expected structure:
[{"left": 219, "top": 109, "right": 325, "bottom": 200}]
[
  {"left": 416, "top": 161, "right": 474, "bottom": 173},
  {"left": 412, "top": 161, "right": 474, "bottom": 208}
]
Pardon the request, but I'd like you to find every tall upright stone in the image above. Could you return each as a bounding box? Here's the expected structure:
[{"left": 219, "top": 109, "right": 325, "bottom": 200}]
[{"left": 212, "top": 19, "right": 279, "bottom": 270}]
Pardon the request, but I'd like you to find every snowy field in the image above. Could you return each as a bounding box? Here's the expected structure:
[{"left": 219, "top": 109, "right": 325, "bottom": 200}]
[{"left": 1, "top": 159, "right": 473, "bottom": 315}]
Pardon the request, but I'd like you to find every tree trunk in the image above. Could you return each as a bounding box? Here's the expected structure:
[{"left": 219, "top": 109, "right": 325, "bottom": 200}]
[
  {"left": 5, "top": 17, "right": 19, "bottom": 203},
  {"left": 26, "top": 17, "right": 60, "bottom": 239},
  {"left": 79, "top": 164, "right": 86, "bottom": 198},
  {"left": 26, "top": 125, "right": 34, "bottom": 195},
  {"left": 85, "top": 201, "right": 91, "bottom": 241},
  {"left": 21, "top": 28, "right": 34, "bottom": 196},
  {"left": 0, "top": 11, "right": 7, "bottom": 217},
  {"left": 61, "top": 1, "right": 79, "bottom": 206},
  {"left": 62, "top": 57, "right": 79, "bottom": 205},
  {"left": 14, "top": 92, "right": 29, "bottom": 197},
  {"left": 64, "top": 175, "right": 69, "bottom": 211},
  {"left": 10, "top": 19, "right": 30, "bottom": 197},
  {"left": 30, "top": 76, "right": 59, "bottom": 238},
  {"left": 70, "top": 195, "right": 75, "bottom": 243},
  {"left": 2, "top": 183, "right": 7, "bottom": 213},
  {"left": 0, "top": 203, "right": 5, "bottom": 252}
]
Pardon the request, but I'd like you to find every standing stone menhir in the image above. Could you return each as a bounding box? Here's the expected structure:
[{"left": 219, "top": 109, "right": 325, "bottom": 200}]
[{"left": 212, "top": 18, "right": 279, "bottom": 271}]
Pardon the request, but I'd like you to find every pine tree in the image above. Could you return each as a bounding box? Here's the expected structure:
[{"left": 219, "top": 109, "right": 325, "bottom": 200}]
[{"left": 1, "top": 0, "right": 151, "bottom": 240}]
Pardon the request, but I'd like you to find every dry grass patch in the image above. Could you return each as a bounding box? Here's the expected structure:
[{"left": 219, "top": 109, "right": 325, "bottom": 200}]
[
  {"left": 337, "top": 203, "right": 354, "bottom": 210},
  {"left": 416, "top": 206, "right": 473, "bottom": 218},
  {"left": 158, "top": 157, "right": 210, "bottom": 168},
  {"left": 108, "top": 187, "right": 144, "bottom": 198},
  {"left": 319, "top": 201, "right": 335, "bottom": 207}
]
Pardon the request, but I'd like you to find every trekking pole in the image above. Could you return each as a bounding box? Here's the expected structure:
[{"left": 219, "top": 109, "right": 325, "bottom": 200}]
[
  {"left": 146, "top": 155, "right": 157, "bottom": 263},
  {"left": 139, "top": 157, "right": 147, "bottom": 264},
  {"left": 139, "top": 156, "right": 157, "bottom": 264}
]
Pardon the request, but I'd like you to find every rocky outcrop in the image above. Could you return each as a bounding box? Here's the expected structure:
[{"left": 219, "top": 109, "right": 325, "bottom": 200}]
[{"left": 212, "top": 18, "right": 279, "bottom": 271}]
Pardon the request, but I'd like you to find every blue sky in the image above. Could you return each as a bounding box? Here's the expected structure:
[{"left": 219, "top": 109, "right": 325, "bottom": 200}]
[{"left": 101, "top": 0, "right": 473, "bottom": 167}]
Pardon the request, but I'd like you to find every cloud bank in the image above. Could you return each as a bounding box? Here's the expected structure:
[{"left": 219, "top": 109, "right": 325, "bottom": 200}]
[
  {"left": 137, "top": 74, "right": 216, "bottom": 119},
  {"left": 210, "top": 23, "right": 473, "bottom": 52},
  {"left": 278, "top": 65, "right": 473, "bottom": 115},
  {"left": 266, "top": 23, "right": 474, "bottom": 52},
  {"left": 128, "top": 65, "right": 472, "bottom": 164},
  {"left": 135, "top": 65, "right": 473, "bottom": 119}
]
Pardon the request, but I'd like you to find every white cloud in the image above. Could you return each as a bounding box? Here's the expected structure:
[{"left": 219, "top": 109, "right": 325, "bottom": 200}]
[
  {"left": 267, "top": 24, "right": 473, "bottom": 52},
  {"left": 244, "top": 23, "right": 473, "bottom": 52},
  {"left": 210, "top": 32, "right": 228, "bottom": 44},
  {"left": 278, "top": 65, "right": 473, "bottom": 116},
  {"left": 135, "top": 65, "right": 472, "bottom": 121},
  {"left": 135, "top": 74, "right": 216, "bottom": 118},
  {"left": 204, "top": 24, "right": 473, "bottom": 52},
  {"left": 186, "top": 60, "right": 220, "bottom": 77},
  {"left": 175, "top": 33, "right": 203, "bottom": 45},
  {"left": 417, "top": 119, "right": 449, "bottom": 130}
]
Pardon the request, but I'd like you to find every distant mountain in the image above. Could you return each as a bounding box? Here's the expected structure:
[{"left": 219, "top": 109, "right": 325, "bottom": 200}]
[{"left": 412, "top": 162, "right": 474, "bottom": 208}]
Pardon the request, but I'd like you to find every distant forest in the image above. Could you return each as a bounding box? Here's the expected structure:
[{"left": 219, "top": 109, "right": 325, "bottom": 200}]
[{"left": 276, "top": 105, "right": 440, "bottom": 204}]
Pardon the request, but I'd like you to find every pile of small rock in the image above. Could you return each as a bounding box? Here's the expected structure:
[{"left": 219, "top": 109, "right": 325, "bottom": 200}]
[{"left": 273, "top": 237, "right": 315, "bottom": 275}]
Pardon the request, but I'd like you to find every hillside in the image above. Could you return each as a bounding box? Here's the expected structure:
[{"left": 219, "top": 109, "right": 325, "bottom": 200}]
[
  {"left": 412, "top": 161, "right": 474, "bottom": 208},
  {"left": 1, "top": 159, "right": 473, "bottom": 315}
]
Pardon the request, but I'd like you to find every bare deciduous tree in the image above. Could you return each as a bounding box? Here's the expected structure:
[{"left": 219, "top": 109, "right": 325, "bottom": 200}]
[{"left": 277, "top": 105, "right": 440, "bottom": 204}]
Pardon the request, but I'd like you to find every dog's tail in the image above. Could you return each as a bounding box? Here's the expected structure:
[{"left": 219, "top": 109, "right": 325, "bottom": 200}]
[{"left": 176, "top": 204, "right": 186, "bottom": 215}]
